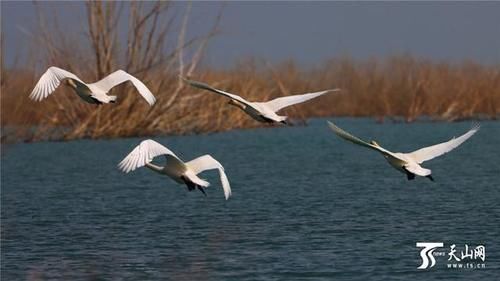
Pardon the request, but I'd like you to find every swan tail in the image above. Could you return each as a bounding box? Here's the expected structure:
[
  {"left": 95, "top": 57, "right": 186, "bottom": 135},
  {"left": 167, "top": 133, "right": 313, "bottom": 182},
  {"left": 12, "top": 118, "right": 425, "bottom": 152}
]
[
  {"left": 404, "top": 163, "right": 431, "bottom": 177},
  {"left": 184, "top": 170, "right": 210, "bottom": 188},
  {"left": 193, "top": 178, "right": 210, "bottom": 188}
]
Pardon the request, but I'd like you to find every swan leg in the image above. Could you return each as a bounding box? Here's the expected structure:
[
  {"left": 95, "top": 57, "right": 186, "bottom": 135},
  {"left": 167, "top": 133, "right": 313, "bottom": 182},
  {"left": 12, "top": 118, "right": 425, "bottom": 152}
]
[
  {"left": 90, "top": 96, "right": 103, "bottom": 105},
  {"left": 404, "top": 168, "right": 415, "bottom": 180},
  {"left": 179, "top": 177, "right": 207, "bottom": 197},
  {"left": 260, "top": 115, "right": 277, "bottom": 124},
  {"left": 426, "top": 175, "right": 435, "bottom": 182},
  {"left": 181, "top": 176, "right": 196, "bottom": 191}
]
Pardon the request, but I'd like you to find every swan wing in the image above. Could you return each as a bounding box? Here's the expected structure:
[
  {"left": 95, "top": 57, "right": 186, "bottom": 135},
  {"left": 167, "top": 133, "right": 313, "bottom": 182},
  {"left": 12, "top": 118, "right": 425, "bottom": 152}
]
[
  {"left": 118, "top": 139, "right": 181, "bottom": 173},
  {"left": 327, "top": 121, "right": 396, "bottom": 159},
  {"left": 29, "top": 66, "right": 86, "bottom": 101},
  {"left": 91, "top": 70, "right": 156, "bottom": 106},
  {"left": 182, "top": 77, "right": 252, "bottom": 107},
  {"left": 262, "top": 89, "right": 340, "bottom": 112},
  {"left": 408, "top": 123, "right": 480, "bottom": 164},
  {"left": 327, "top": 121, "right": 380, "bottom": 150},
  {"left": 185, "top": 155, "right": 231, "bottom": 200}
]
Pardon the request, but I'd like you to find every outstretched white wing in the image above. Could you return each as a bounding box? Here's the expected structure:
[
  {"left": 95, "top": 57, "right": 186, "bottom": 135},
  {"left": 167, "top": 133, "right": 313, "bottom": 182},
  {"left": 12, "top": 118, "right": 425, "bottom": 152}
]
[
  {"left": 185, "top": 155, "right": 231, "bottom": 200},
  {"left": 408, "top": 123, "right": 480, "bottom": 164},
  {"left": 118, "top": 139, "right": 181, "bottom": 173},
  {"left": 92, "top": 70, "right": 156, "bottom": 106},
  {"left": 29, "top": 66, "right": 86, "bottom": 101},
  {"left": 182, "top": 77, "right": 252, "bottom": 107},
  {"left": 327, "top": 121, "right": 389, "bottom": 153},
  {"left": 261, "top": 89, "right": 340, "bottom": 112}
]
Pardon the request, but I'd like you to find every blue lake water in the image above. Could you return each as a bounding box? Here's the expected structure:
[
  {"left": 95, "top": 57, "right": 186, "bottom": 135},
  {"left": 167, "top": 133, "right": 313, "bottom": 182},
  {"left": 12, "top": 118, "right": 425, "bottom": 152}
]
[{"left": 1, "top": 118, "right": 499, "bottom": 280}]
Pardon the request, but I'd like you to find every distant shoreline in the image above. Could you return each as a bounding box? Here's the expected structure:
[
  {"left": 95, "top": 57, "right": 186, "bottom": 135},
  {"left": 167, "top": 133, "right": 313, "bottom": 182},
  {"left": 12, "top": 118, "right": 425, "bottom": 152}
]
[{"left": 1, "top": 114, "right": 497, "bottom": 144}]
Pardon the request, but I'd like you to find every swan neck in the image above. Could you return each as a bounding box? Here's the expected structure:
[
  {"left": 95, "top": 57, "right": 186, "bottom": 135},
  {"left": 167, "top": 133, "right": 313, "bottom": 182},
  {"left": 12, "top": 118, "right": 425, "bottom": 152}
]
[
  {"left": 145, "top": 163, "right": 164, "bottom": 173},
  {"left": 229, "top": 100, "right": 246, "bottom": 110},
  {"left": 66, "top": 79, "right": 78, "bottom": 89}
]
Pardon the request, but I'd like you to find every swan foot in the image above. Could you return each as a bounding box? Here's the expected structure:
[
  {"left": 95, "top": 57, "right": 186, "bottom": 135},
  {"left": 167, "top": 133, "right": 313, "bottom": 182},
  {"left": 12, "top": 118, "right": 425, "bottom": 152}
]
[
  {"left": 426, "top": 175, "right": 434, "bottom": 182},
  {"left": 198, "top": 186, "right": 207, "bottom": 197},
  {"left": 404, "top": 168, "right": 415, "bottom": 180}
]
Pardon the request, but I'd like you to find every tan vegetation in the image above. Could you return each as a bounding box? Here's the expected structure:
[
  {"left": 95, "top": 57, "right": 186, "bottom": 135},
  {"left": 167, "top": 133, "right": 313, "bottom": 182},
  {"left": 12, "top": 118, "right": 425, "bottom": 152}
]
[{"left": 1, "top": 1, "right": 499, "bottom": 142}]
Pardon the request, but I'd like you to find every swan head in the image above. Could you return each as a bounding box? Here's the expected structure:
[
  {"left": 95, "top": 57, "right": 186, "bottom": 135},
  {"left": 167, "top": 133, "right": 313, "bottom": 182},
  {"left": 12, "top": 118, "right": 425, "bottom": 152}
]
[
  {"left": 228, "top": 99, "right": 245, "bottom": 109},
  {"left": 370, "top": 140, "right": 380, "bottom": 147}
]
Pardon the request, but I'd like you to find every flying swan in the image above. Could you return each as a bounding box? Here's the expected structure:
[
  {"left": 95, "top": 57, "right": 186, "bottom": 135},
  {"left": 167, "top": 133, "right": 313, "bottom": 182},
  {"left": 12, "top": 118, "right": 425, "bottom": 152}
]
[
  {"left": 118, "top": 139, "right": 231, "bottom": 200},
  {"left": 183, "top": 77, "right": 340, "bottom": 124},
  {"left": 327, "top": 121, "right": 480, "bottom": 181},
  {"left": 30, "top": 66, "right": 156, "bottom": 105}
]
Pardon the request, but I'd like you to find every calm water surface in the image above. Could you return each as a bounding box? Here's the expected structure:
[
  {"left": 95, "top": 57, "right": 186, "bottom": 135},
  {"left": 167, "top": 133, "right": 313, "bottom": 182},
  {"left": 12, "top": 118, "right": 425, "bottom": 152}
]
[{"left": 2, "top": 118, "right": 499, "bottom": 280}]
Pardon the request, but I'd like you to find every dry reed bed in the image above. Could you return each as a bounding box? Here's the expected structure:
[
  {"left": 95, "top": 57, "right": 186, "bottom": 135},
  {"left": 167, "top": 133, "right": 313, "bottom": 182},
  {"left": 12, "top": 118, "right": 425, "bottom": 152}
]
[{"left": 2, "top": 56, "right": 499, "bottom": 143}]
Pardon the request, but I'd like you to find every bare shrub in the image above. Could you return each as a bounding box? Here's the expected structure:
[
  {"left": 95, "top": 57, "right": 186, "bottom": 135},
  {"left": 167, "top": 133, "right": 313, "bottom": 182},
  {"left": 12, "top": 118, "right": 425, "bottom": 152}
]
[{"left": 1, "top": 2, "right": 499, "bottom": 143}]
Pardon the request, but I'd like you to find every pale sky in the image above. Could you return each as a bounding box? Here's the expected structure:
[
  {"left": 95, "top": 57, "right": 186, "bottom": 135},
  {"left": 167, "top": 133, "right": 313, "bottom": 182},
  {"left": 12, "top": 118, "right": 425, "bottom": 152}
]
[{"left": 2, "top": 1, "right": 500, "bottom": 68}]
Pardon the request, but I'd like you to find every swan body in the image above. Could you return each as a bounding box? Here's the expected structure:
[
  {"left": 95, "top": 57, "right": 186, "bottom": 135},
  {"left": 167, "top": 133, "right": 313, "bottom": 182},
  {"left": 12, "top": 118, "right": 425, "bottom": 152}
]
[
  {"left": 118, "top": 140, "right": 231, "bottom": 200},
  {"left": 327, "top": 121, "right": 480, "bottom": 181},
  {"left": 183, "top": 77, "right": 340, "bottom": 124},
  {"left": 30, "top": 66, "right": 156, "bottom": 105}
]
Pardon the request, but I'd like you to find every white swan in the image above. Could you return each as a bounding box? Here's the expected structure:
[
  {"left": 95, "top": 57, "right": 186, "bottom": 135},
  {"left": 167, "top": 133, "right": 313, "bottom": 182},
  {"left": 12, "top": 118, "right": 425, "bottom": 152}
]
[
  {"left": 118, "top": 139, "right": 231, "bottom": 200},
  {"left": 183, "top": 77, "right": 340, "bottom": 124},
  {"left": 30, "top": 66, "right": 156, "bottom": 105},
  {"left": 327, "top": 121, "right": 480, "bottom": 181}
]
